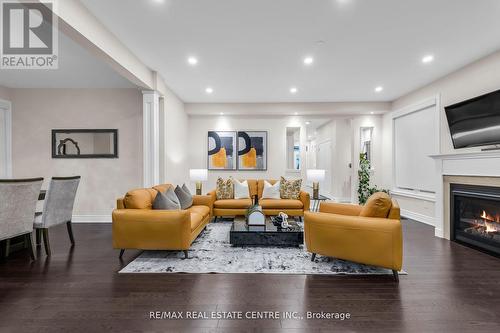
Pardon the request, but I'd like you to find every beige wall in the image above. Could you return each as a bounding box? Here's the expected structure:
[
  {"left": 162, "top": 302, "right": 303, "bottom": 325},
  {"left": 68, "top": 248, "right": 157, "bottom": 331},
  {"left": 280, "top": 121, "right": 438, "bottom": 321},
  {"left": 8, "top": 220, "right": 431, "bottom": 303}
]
[
  {"left": 10, "top": 88, "right": 143, "bottom": 219},
  {"left": 0, "top": 85, "right": 11, "bottom": 100}
]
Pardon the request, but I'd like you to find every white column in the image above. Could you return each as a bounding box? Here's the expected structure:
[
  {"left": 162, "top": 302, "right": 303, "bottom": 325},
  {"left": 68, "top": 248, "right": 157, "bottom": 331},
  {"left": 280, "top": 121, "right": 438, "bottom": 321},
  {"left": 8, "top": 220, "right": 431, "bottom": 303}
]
[{"left": 142, "top": 91, "right": 160, "bottom": 187}]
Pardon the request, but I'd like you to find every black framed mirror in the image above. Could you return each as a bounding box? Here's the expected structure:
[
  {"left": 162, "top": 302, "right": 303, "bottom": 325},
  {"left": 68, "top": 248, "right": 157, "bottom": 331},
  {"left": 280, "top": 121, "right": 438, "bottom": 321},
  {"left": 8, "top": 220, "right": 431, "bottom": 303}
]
[{"left": 52, "top": 129, "right": 118, "bottom": 158}]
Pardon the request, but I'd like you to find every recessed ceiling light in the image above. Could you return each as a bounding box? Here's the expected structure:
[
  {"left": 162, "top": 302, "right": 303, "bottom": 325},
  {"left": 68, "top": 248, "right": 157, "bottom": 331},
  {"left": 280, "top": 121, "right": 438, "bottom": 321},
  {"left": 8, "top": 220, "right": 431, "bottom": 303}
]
[
  {"left": 187, "top": 56, "right": 198, "bottom": 66},
  {"left": 303, "top": 57, "right": 314, "bottom": 65},
  {"left": 294, "top": 112, "right": 298, "bottom": 115},
  {"left": 370, "top": 112, "right": 374, "bottom": 114},
  {"left": 205, "top": 87, "right": 213, "bottom": 94},
  {"left": 219, "top": 112, "right": 224, "bottom": 115},
  {"left": 290, "top": 87, "right": 298, "bottom": 94},
  {"left": 375, "top": 86, "right": 384, "bottom": 93},
  {"left": 422, "top": 54, "right": 434, "bottom": 64},
  {"left": 152, "top": 0, "right": 165, "bottom": 3},
  {"left": 306, "top": 121, "right": 311, "bottom": 125}
]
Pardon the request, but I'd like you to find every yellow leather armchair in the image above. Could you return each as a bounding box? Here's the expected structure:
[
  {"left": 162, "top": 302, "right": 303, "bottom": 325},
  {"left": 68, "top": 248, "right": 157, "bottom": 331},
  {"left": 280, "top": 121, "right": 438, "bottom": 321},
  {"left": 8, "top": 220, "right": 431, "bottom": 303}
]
[{"left": 304, "top": 196, "right": 402, "bottom": 281}]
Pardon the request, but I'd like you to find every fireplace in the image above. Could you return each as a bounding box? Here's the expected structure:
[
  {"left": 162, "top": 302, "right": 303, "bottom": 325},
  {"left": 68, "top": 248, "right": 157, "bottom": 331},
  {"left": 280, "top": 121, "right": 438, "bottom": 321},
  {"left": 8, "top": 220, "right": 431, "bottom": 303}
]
[{"left": 451, "top": 183, "right": 500, "bottom": 257}]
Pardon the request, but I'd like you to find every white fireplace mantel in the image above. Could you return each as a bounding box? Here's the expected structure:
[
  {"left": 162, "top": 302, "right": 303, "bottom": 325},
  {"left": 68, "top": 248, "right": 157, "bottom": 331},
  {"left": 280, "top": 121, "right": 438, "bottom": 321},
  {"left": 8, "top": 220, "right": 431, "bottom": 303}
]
[{"left": 430, "top": 151, "right": 500, "bottom": 238}]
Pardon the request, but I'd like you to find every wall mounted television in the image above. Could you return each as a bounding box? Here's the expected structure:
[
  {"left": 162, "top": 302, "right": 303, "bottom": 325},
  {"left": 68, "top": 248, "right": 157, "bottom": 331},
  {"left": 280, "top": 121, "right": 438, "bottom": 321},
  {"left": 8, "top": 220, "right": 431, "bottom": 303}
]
[{"left": 445, "top": 89, "right": 500, "bottom": 149}]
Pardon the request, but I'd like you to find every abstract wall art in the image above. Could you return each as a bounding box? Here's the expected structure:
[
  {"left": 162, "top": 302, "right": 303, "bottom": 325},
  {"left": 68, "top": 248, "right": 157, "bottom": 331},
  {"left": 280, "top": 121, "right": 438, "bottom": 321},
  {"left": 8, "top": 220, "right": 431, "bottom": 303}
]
[
  {"left": 237, "top": 131, "right": 267, "bottom": 170},
  {"left": 207, "top": 131, "right": 237, "bottom": 170}
]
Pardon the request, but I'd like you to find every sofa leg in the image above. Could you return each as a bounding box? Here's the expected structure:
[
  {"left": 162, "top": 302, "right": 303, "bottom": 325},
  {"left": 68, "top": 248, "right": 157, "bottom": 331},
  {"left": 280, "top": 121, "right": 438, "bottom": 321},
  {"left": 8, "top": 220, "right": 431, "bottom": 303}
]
[
  {"left": 119, "top": 249, "right": 125, "bottom": 259},
  {"left": 392, "top": 270, "right": 399, "bottom": 282},
  {"left": 311, "top": 253, "right": 316, "bottom": 262},
  {"left": 183, "top": 250, "right": 189, "bottom": 259}
]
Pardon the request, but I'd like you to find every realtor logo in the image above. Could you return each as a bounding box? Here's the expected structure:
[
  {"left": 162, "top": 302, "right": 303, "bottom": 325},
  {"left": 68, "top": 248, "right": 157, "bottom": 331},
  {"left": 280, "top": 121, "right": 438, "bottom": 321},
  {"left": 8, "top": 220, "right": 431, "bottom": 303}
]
[{"left": 1, "top": 0, "right": 58, "bottom": 69}]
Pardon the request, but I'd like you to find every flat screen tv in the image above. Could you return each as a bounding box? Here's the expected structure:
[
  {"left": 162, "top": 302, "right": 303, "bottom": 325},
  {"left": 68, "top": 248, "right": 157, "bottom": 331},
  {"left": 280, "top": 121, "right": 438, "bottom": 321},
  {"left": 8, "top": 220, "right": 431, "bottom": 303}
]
[{"left": 445, "top": 89, "right": 500, "bottom": 149}]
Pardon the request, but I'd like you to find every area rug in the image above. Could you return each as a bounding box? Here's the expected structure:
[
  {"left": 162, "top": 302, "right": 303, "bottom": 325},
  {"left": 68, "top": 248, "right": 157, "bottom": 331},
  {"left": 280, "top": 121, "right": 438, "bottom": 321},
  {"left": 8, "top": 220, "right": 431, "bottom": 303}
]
[{"left": 119, "top": 221, "right": 406, "bottom": 276}]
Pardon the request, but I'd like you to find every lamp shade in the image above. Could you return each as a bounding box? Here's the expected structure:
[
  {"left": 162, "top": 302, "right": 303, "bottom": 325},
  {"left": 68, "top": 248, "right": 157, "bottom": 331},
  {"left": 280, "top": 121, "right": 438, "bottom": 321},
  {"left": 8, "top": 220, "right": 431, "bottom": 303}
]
[
  {"left": 190, "top": 169, "right": 208, "bottom": 181},
  {"left": 307, "top": 169, "right": 325, "bottom": 182}
]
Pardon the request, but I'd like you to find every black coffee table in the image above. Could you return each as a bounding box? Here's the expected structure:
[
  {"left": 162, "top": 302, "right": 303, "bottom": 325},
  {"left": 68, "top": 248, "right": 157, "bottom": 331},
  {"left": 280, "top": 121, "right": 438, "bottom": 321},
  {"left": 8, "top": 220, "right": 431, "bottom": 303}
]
[{"left": 229, "top": 218, "right": 304, "bottom": 247}]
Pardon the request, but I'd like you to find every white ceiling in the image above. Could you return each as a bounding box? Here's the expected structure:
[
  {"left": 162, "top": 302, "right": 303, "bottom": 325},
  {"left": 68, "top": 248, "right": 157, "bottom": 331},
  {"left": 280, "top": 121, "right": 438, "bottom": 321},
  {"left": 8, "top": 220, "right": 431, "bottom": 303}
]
[
  {"left": 80, "top": 0, "right": 500, "bottom": 103},
  {"left": 0, "top": 30, "right": 136, "bottom": 89}
]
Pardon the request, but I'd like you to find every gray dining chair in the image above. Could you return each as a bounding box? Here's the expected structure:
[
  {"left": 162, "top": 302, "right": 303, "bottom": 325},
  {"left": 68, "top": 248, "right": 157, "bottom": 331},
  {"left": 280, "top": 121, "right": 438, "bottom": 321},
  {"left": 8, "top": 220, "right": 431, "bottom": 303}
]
[
  {"left": 0, "top": 178, "right": 44, "bottom": 261},
  {"left": 34, "top": 176, "right": 80, "bottom": 256}
]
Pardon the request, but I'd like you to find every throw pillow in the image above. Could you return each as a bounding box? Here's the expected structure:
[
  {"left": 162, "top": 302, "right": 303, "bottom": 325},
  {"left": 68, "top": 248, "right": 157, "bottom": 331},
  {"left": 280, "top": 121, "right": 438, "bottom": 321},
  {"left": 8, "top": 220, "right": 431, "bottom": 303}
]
[
  {"left": 279, "top": 177, "right": 302, "bottom": 199},
  {"left": 153, "top": 190, "right": 180, "bottom": 210},
  {"left": 359, "top": 192, "right": 392, "bottom": 218},
  {"left": 175, "top": 185, "right": 193, "bottom": 209},
  {"left": 216, "top": 177, "right": 234, "bottom": 200},
  {"left": 165, "top": 186, "right": 181, "bottom": 205},
  {"left": 233, "top": 179, "right": 250, "bottom": 199},
  {"left": 181, "top": 183, "right": 192, "bottom": 197},
  {"left": 261, "top": 180, "right": 280, "bottom": 199}
]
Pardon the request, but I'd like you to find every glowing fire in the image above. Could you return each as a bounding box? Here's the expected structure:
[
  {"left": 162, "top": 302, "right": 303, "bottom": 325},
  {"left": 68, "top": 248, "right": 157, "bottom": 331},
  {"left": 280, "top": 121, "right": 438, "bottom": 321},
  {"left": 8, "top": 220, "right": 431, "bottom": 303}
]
[{"left": 480, "top": 210, "right": 500, "bottom": 233}]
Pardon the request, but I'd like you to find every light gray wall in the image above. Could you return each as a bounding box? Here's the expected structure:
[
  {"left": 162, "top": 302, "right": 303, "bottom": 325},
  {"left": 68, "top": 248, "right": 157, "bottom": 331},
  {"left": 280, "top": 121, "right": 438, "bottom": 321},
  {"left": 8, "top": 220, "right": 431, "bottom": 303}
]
[
  {"left": 9, "top": 88, "right": 143, "bottom": 218},
  {"left": 162, "top": 88, "right": 189, "bottom": 186}
]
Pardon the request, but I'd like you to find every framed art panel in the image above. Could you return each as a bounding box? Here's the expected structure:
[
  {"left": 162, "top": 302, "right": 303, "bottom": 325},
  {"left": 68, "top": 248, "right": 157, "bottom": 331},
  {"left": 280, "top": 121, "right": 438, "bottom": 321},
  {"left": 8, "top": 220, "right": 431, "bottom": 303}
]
[
  {"left": 208, "top": 131, "right": 237, "bottom": 170},
  {"left": 237, "top": 131, "right": 267, "bottom": 170}
]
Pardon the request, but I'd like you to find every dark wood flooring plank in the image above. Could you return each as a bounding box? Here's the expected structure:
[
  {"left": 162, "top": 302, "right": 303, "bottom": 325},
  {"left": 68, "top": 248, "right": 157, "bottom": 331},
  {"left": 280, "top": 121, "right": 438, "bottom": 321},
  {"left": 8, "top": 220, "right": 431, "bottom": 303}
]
[{"left": 0, "top": 220, "right": 499, "bottom": 332}]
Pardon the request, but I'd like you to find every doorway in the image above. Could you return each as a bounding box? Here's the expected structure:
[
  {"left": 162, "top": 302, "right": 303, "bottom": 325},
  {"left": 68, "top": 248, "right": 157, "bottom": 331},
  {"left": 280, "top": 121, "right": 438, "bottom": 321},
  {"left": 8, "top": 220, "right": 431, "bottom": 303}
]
[{"left": 316, "top": 140, "right": 332, "bottom": 196}]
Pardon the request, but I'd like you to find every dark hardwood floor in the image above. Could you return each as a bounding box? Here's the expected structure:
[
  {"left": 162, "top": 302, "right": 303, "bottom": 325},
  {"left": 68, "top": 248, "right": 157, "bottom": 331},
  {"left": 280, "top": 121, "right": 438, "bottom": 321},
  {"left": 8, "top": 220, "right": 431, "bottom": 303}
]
[{"left": 1, "top": 219, "right": 500, "bottom": 332}]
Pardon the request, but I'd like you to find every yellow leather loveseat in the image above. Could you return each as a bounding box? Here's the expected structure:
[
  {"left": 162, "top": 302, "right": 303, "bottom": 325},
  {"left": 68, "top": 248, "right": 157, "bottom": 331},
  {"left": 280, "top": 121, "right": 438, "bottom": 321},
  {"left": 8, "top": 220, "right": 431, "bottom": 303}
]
[
  {"left": 112, "top": 184, "right": 213, "bottom": 259},
  {"left": 304, "top": 192, "right": 402, "bottom": 281},
  {"left": 209, "top": 179, "right": 310, "bottom": 218}
]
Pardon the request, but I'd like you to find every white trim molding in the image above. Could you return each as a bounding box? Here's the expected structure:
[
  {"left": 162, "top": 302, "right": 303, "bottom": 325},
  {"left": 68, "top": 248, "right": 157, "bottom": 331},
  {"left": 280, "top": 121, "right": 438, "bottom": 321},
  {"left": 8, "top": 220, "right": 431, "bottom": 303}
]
[
  {"left": 391, "top": 95, "right": 441, "bottom": 193},
  {"left": 391, "top": 189, "right": 436, "bottom": 202},
  {"left": 401, "top": 209, "right": 435, "bottom": 226},
  {"left": 72, "top": 215, "right": 112, "bottom": 223},
  {"left": 142, "top": 90, "right": 161, "bottom": 187},
  {"left": 431, "top": 152, "right": 500, "bottom": 239},
  {"left": 0, "top": 98, "right": 12, "bottom": 178}
]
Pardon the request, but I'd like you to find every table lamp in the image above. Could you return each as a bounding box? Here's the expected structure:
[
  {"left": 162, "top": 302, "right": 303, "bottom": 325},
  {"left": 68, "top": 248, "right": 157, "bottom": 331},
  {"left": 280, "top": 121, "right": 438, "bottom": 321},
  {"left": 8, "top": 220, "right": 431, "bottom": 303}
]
[
  {"left": 307, "top": 169, "right": 325, "bottom": 200},
  {"left": 190, "top": 169, "right": 208, "bottom": 195}
]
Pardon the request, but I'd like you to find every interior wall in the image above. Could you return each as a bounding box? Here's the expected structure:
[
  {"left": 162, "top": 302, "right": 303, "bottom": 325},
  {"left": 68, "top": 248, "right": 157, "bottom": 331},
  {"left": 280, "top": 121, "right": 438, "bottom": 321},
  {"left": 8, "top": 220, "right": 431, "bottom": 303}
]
[
  {"left": 187, "top": 103, "right": 387, "bottom": 198},
  {"left": 188, "top": 114, "right": 308, "bottom": 192},
  {"left": 0, "top": 86, "right": 11, "bottom": 100},
  {"left": 162, "top": 88, "right": 189, "bottom": 186},
  {"left": 393, "top": 49, "right": 500, "bottom": 154},
  {"left": 383, "top": 49, "right": 500, "bottom": 225},
  {"left": 9, "top": 88, "right": 143, "bottom": 220}
]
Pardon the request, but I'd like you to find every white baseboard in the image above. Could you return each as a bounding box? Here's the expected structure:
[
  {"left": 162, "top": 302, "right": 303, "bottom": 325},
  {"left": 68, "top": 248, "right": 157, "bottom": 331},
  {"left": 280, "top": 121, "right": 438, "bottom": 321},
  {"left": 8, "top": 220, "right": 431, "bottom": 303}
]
[
  {"left": 434, "top": 228, "right": 444, "bottom": 238},
  {"left": 72, "top": 215, "right": 111, "bottom": 223},
  {"left": 400, "top": 209, "right": 435, "bottom": 226}
]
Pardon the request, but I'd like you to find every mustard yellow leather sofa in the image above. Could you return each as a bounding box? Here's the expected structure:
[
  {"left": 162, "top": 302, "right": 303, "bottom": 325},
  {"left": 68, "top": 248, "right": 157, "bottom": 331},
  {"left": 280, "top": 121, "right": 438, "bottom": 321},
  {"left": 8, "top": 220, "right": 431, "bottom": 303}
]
[
  {"left": 112, "top": 184, "right": 213, "bottom": 259},
  {"left": 208, "top": 179, "right": 310, "bottom": 218},
  {"left": 304, "top": 193, "right": 402, "bottom": 281}
]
